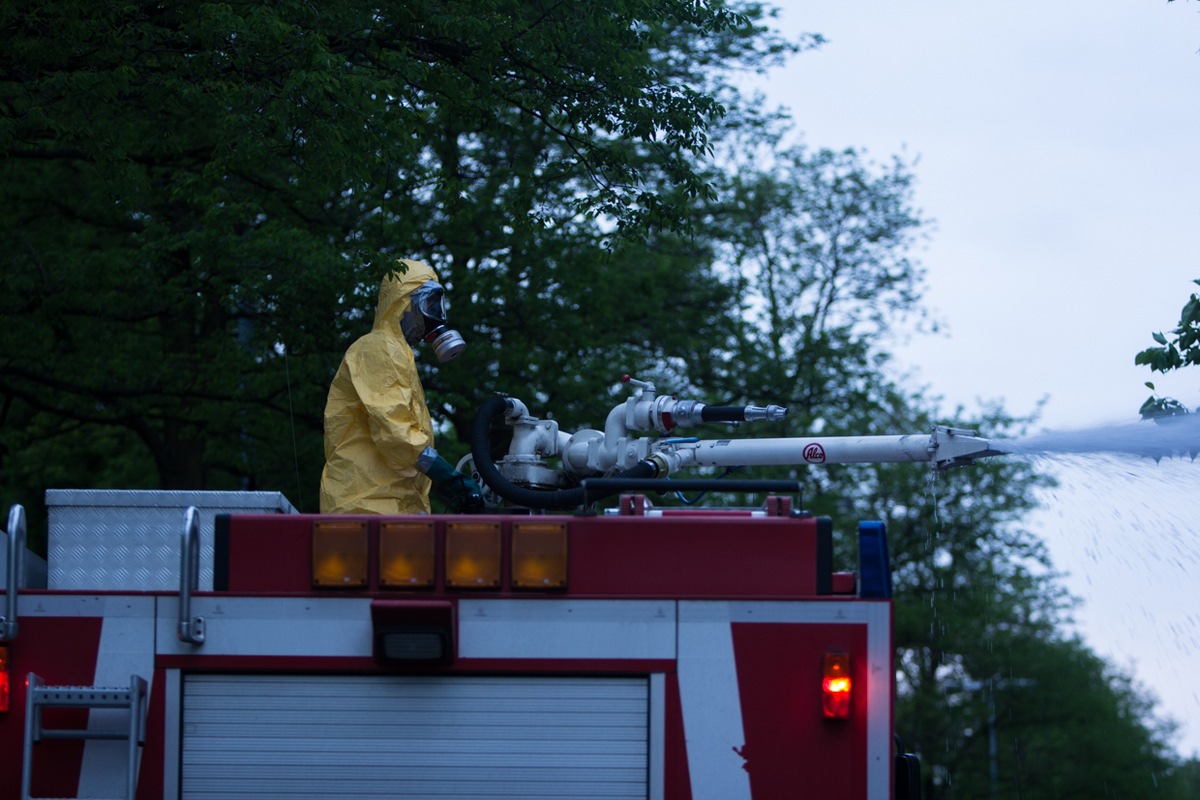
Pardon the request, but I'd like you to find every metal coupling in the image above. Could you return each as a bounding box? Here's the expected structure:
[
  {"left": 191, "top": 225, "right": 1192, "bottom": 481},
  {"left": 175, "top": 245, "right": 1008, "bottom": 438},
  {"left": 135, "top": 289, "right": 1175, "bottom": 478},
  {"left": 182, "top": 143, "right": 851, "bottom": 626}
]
[
  {"left": 744, "top": 404, "right": 788, "bottom": 423},
  {"left": 644, "top": 452, "right": 673, "bottom": 477}
]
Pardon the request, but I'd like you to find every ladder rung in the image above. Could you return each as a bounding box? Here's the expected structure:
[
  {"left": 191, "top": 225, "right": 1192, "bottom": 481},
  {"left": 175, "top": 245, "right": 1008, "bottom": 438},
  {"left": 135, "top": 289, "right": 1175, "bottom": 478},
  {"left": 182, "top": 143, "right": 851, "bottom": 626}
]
[
  {"left": 35, "top": 729, "right": 133, "bottom": 741},
  {"left": 32, "top": 687, "right": 138, "bottom": 707}
]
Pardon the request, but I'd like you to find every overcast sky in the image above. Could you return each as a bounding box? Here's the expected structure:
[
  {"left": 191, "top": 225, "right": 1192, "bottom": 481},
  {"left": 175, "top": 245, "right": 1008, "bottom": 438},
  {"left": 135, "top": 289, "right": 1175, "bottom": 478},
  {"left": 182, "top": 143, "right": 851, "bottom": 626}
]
[{"left": 755, "top": 0, "right": 1200, "bottom": 757}]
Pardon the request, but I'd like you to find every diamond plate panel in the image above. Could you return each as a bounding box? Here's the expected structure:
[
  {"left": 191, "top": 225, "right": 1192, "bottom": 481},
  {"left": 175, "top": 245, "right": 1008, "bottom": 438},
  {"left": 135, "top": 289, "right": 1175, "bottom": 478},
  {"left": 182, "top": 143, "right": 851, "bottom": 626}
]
[
  {"left": 0, "top": 529, "right": 48, "bottom": 589},
  {"left": 47, "top": 490, "right": 296, "bottom": 591}
]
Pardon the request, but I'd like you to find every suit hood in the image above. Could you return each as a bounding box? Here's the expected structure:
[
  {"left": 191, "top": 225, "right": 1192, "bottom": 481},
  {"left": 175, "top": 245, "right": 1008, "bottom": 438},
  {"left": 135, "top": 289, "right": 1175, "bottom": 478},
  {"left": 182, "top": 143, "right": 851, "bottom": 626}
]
[{"left": 374, "top": 259, "right": 439, "bottom": 336}]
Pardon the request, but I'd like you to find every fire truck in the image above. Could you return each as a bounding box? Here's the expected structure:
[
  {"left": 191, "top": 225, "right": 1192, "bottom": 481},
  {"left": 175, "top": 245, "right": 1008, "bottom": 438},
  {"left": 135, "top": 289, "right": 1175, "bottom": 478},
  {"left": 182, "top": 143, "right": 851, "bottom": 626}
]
[{"left": 0, "top": 381, "right": 1004, "bottom": 799}]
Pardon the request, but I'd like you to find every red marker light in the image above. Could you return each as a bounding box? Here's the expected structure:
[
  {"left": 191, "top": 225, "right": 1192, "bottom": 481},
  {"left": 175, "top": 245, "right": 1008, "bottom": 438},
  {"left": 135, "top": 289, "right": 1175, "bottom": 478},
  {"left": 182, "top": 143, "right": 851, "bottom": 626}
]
[
  {"left": 0, "top": 646, "right": 9, "bottom": 713},
  {"left": 822, "top": 652, "right": 851, "bottom": 719}
]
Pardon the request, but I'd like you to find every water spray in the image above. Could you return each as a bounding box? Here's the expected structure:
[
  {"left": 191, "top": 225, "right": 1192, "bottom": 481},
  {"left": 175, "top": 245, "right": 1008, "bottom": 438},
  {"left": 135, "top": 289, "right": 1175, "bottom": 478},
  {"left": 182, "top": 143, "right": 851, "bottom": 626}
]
[{"left": 996, "top": 414, "right": 1200, "bottom": 461}]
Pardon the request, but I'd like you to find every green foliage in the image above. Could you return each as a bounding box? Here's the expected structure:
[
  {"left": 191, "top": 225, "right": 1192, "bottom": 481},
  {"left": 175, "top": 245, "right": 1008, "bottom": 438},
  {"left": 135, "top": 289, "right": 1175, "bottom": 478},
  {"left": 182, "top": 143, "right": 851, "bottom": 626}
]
[
  {"left": 0, "top": 0, "right": 782, "bottom": 510},
  {"left": 1136, "top": 279, "right": 1200, "bottom": 417},
  {"left": 1167, "top": 758, "right": 1200, "bottom": 797},
  {"left": 699, "top": 128, "right": 929, "bottom": 422},
  {"left": 924, "top": 636, "right": 1185, "bottom": 798}
]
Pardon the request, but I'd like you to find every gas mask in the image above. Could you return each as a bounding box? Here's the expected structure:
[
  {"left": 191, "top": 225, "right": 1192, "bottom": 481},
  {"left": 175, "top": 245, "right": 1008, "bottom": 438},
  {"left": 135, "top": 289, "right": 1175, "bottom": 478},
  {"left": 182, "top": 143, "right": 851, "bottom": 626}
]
[{"left": 400, "top": 280, "right": 466, "bottom": 363}]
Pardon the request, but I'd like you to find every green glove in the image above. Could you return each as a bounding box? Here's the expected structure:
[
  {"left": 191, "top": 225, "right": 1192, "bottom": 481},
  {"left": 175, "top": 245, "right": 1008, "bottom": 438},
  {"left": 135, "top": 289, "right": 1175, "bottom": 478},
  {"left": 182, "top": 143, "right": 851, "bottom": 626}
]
[{"left": 419, "top": 448, "right": 483, "bottom": 507}]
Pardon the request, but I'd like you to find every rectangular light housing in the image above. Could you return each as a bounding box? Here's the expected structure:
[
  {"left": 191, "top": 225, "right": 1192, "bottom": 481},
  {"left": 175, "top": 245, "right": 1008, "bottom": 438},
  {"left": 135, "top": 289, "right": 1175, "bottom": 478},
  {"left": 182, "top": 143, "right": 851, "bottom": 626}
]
[
  {"left": 445, "top": 523, "right": 501, "bottom": 588},
  {"left": 371, "top": 600, "right": 455, "bottom": 664},
  {"left": 379, "top": 522, "right": 436, "bottom": 588},
  {"left": 311, "top": 521, "right": 369, "bottom": 588},
  {"left": 511, "top": 522, "right": 568, "bottom": 589}
]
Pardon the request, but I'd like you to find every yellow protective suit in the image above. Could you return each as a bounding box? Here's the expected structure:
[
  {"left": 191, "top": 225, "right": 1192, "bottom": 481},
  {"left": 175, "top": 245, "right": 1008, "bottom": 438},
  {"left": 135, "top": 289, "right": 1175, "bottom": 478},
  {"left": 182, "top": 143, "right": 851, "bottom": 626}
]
[{"left": 319, "top": 261, "right": 438, "bottom": 514}]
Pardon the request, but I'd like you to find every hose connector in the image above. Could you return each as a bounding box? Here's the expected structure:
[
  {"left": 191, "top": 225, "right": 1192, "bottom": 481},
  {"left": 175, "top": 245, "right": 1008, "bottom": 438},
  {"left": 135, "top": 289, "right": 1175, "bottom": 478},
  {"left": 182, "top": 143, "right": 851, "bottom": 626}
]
[{"left": 644, "top": 452, "right": 671, "bottom": 478}]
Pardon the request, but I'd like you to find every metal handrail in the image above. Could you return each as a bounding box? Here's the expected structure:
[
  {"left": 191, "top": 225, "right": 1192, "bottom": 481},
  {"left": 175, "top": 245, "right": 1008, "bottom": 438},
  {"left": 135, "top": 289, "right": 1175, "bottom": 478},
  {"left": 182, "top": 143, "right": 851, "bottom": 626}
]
[
  {"left": 177, "top": 506, "right": 205, "bottom": 645},
  {"left": 1, "top": 504, "right": 25, "bottom": 640}
]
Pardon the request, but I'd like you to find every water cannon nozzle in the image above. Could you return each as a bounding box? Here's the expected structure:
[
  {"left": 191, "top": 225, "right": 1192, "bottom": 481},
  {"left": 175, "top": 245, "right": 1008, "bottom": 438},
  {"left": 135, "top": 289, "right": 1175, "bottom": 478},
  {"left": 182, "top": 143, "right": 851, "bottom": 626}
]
[{"left": 929, "top": 426, "right": 1009, "bottom": 470}]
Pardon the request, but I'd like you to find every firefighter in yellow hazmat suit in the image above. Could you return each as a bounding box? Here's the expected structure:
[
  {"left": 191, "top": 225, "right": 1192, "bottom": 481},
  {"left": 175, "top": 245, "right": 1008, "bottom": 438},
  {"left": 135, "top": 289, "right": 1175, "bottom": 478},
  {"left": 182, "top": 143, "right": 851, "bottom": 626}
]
[{"left": 319, "top": 259, "right": 481, "bottom": 514}]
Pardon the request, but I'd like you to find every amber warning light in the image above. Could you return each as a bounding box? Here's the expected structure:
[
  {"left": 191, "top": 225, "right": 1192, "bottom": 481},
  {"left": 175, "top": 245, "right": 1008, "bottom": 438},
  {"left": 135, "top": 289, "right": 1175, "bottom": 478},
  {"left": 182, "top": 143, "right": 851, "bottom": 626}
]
[
  {"left": 822, "top": 652, "right": 851, "bottom": 719},
  {"left": 380, "top": 521, "right": 436, "bottom": 588},
  {"left": 311, "top": 521, "right": 369, "bottom": 588},
  {"left": 511, "top": 522, "right": 568, "bottom": 589},
  {"left": 445, "top": 523, "right": 501, "bottom": 589}
]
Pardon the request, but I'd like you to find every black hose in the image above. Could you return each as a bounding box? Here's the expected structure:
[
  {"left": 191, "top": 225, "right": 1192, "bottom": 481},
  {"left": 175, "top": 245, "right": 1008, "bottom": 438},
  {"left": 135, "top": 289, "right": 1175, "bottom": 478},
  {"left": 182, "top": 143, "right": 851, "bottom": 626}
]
[
  {"left": 700, "top": 405, "right": 751, "bottom": 423},
  {"left": 469, "top": 396, "right": 658, "bottom": 511}
]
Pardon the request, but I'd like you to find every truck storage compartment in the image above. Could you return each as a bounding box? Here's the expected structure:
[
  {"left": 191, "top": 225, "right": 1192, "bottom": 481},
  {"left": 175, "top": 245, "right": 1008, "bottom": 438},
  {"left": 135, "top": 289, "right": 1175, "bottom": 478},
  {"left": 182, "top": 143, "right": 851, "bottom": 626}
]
[
  {"left": 181, "top": 674, "right": 650, "bottom": 799},
  {"left": 46, "top": 489, "right": 296, "bottom": 591}
]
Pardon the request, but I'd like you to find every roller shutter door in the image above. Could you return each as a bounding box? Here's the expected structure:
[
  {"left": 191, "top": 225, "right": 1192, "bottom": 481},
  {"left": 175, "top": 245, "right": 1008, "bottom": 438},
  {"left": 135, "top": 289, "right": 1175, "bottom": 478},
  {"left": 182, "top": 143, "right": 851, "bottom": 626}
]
[{"left": 182, "top": 674, "right": 649, "bottom": 800}]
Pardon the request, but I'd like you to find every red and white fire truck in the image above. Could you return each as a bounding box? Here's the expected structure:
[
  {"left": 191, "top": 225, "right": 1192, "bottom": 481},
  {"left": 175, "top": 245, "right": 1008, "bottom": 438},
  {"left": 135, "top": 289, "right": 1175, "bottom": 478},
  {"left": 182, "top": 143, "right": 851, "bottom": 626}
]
[{"left": 2, "top": 382, "right": 1002, "bottom": 799}]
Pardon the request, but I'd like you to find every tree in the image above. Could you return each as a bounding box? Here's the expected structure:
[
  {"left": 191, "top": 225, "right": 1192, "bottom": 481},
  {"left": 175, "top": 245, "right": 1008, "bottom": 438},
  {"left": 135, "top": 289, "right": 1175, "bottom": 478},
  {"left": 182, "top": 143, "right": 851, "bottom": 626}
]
[
  {"left": 929, "top": 634, "right": 1188, "bottom": 799},
  {"left": 0, "top": 0, "right": 789, "bottom": 521},
  {"left": 397, "top": 4, "right": 803, "bottom": 447},
  {"left": 839, "top": 399, "right": 1081, "bottom": 799},
  {"left": 1136, "top": 279, "right": 1200, "bottom": 417},
  {"left": 652, "top": 121, "right": 934, "bottom": 505},
  {"left": 658, "top": 118, "right": 1190, "bottom": 796}
]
